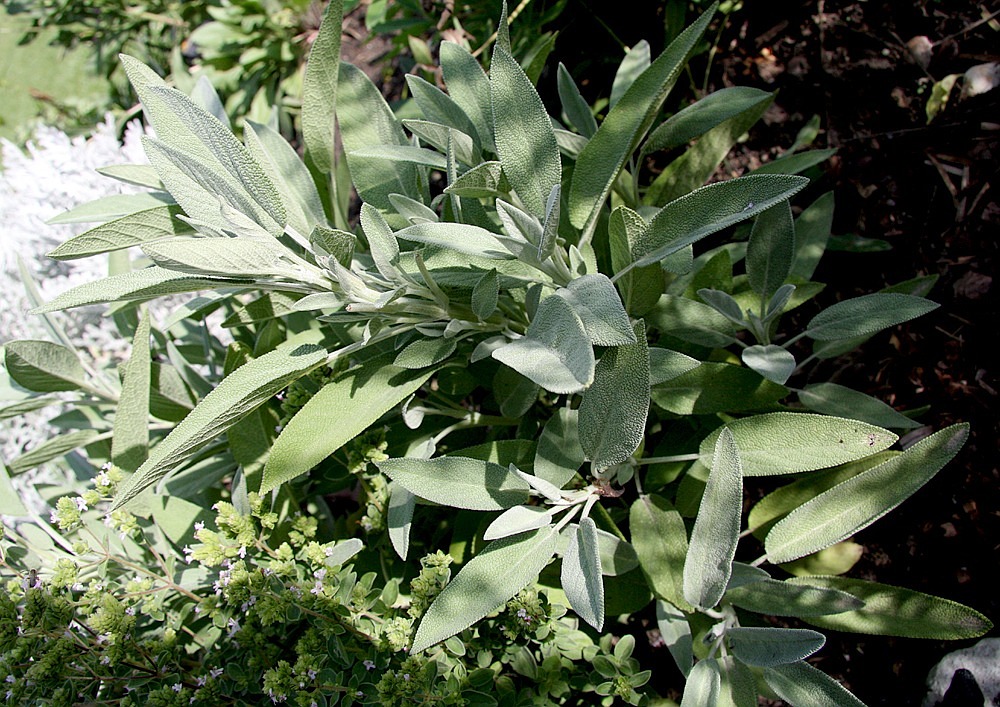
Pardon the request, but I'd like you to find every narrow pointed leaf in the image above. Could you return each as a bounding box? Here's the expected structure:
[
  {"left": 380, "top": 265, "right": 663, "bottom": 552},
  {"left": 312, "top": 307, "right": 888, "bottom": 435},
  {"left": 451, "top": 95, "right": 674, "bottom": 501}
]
[
  {"left": 631, "top": 495, "right": 691, "bottom": 610},
  {"left": 472, "top": 269, "right": 499, "bottom": 319},
  {"left": 656, "top": 600, "right": 693, "bottom": 677},
  {"left": 684, "top": 428, "right": 742, "bottom": 610},
  {"left": 111, "top": 311, "right": 151, "bottom": 471},
  {"left": 569, "top": 5, "right": 716, "bottom": 237},
  {"left": 561, "top": 517, "right": 605, "bottom": 630},
  {"left": 579, "top": 320, "right": 649, "bottom": 471},
  {"left": 407, "top": 74, "right": 481, "bottom": 151},
  {"left": 48, "top": 206, "right": 192, "bottom": 260},
  {"left": 301, "top": 0, "right": 344, "bottom": 173},
  {"left": 360, "top": 202, "right": 401, "bottom": 280},
  {"left": 533, "top": 407, "right": 585, "bottom": 489},
  {"left": 396, "top": 222, "right": 513, "bottom": 259},
  {"left": 263, "top": 361, "right": 434, "bottom": 493},
  {"left": 490, "top": 46, "right": 560, "bottom": 218},
  {"left": 726, "top": 578, "right": 863, "bottom": 617},
  {"left": 4, "top": 341, "right": 87, "bottom": 392},
  {"left": 484, "top": 505, "right": 552, "bottom": 541},
  {"left": 112, "top": 343, "right": 326, "bottom": 508},
  {"left": 412, "top": 527, "right": 559, "bottom": 652},
  {"left": 444, "top": 161, "right": 508, "bottom": 198},
  {"left": 790, "top": 191, "right": 835, "bottom": 280},
  {"left": 798, "top": 383, "right": 922, "bottom": 430},
  {"left": 727, "top": 627, "right": 825, "bottom": 667},
  {"left": 8, "top": 429, "right": 104, "bottom": 475},
  {"left": 557, "top": 63, "right": 597, "bottom": 137},
  {"left": 394, "top": 338, "right": 457, "bottom": 369},
  {"left": 608, "top": 206, "right": 663, "bottom": 316},
  {"left": 376, "top": 457, "right": 530, "bottom": 511},
  {"left": 651, "top": 363, "right": 787, "bottom": 415},
  {"left": 48, "top": 191, "right": 174, "bottom": 224},
  {"left": 440, "top": 41, "right": 494, "bottom": 152},
  {"left": 611, "top": 40, "right": 651, "bottom": 108},
  {"left": 747, "top": 200, "right": 795, "bottom": 299},
  {"left": 648, "top": 347, "right": 700, "bottom": 385},
  {"left": 142, "top": 238, "right": 291, "bottom": 279},
  {"left": 766, "top": 424, "right": 968, "bottom": 563},
  {"left": 643, "top": 86, "right": 774, "bottom": 154},
  {"left": 764, "top": 661, "right": 867, "bottom": 707},
  {"left": 388, "top": 483, "right": 415, "bottom": 560},
  {"left": 805, "top": 293, "right": 939, "bottom": 341},
  {"left": 0, "top": 462, "right": 29, "bottom": 515},
  {"left": 698, "top": 413, "right": 897, "bottom": 477},
  {"left": 789, "top": 576, "right": 993, "bottom": 639}
]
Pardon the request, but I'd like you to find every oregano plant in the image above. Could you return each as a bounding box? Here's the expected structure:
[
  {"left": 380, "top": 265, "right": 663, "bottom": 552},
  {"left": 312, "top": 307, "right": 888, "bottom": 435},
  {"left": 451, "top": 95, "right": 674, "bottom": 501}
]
[{"left": 1, "top": 2, "right": 990, "bottom": 705}]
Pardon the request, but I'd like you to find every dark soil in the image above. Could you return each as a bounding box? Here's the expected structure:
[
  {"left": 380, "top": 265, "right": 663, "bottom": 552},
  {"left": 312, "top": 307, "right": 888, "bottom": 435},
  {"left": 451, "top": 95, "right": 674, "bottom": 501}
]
[{"left": 352, "top": 2, "right": 999, "bottom": 703}]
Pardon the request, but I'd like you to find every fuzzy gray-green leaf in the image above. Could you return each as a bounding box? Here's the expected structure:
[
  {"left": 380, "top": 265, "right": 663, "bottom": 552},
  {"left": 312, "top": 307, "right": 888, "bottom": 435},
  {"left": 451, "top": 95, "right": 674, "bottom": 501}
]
[
  {"left": 377, "top": 456, "right": 530, "bottom": 511},
  {"left": 741, "top": 344, "right": 796, "bottom": 385},
  {"left": 764, "top": 661, "right": 867, "bottom": 707},
  {"left": 111, "top": 311, "right": 151, "bottom": 471},
  {"left": 533, "top": 407, "right": 585, "bottom": 489},
  {"left": 472, "top": 269, "right": 500, "bottom": 320},
  {"left": 683, "top": 428, "right": 742, "bottom": 610},
  {"left": 412, "top": 527, "right": 558, "bottom": 652},
  {"left": 765, "top": 424, "right": 968, "bottom": 563},
  {"left": 747, "top": 200, "right": 795, "bottom": 300},
  {"left": 631, "top": 495, "right": 691, "bottom": 610},
  {"left": 48, "top": 206, "right": 192, "bottom": 260},
  {"left": 556, "top": 275, "right": 636, "bottom": 347},
  {"left": 301, "top": 0, "right": 344, "bottom": 173},
  {"left": 805, "top": 293, "right": 939, "bottom": 341},
  {"left": 725, "top": 577, "right": 863, "bottom": 617},
  {"left": 561, "top": 517, "right": 604, "bottom": 630},
  {"left": 798, "top": 383, "right": 922, "bottom": 430},
  {"left": 557, "top": 63, "right": 597, "bottom": 137},
  {"left": 4, "top": 340, "right": 88, "bottom": 393},
  {"left": 680, "top": 659, "right": 721, "bottom": 707},
  {"left": 727, "top": 627, "right": 825, "bottom": 668}
]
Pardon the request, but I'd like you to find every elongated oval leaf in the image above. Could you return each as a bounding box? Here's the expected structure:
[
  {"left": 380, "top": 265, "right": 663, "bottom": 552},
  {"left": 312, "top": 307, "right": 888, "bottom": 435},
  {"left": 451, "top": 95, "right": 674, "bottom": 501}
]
[
  {"left": 47, "top": 191, "right": 174, "bottom": 224},
  {"left": 656, "top": 599, "right": 693, "bottom": 677},
  {"left": 263, "top": 361, "right": 434, "bottom": 493},
  {"left": 412, "top": 527, "right": 559, "bottom": 652},
  {"left": 0, "top": 462, "right": 29, "bottom": 515},
  {"left": 348, "top": 145, "right": 448, "bottom": 169},
  {"left": 8, "top": 429, "right": 104, "bottom": 475},
  {"left": 789, "top": 576, "right": 993, "bottom": 639},
  {"left": 111, "top": 343, "right": 327, "bottom": 509},
  {"left": 630, "top": 495, "right": 691, "bottom": 610},
  {"left": 301, "top": 0, "right": 344, "bottom": 173},
  {"left": 561, "top": 517, "right": 605, "bottom": 630},
  {"left": 484, "top": 505, "right": 552, "bottom": 541},
  {"left": 4, "top": 340, "right": 87, "bottom": 392},
  {"left": 111, "top": 311, "right": 151, "bottom": 471},
  {"left": 440, "top": 41, "right": 494, "bottom": 153},
  {"left": 388, "top": 483, "right": 415, "bottom": 560},
  {"left": 490, "top": 46, "right": 560, "bottom": 219},
  {"left": 765, "top": 424, "right": 968, "bottom": 563},
  {"left": 48, "top": 205, "right": 192, "bottom": 260},
  {"left": 444, "top": 161, "right": 508, "bottom": 199},
  {"left": 699, "top": 413, "right": 897, "bottom": 477},
  {"left": 806, "top": 293, "right": 939, "bottom": 341},
  {"left": 533, "top": 407, "right": 585, "bottom": 489},
  {"left": 142, "top": 238, "right": 289, "bottom": 279},
  {"left": 727, "top": 628, "right": 825, "bottom": 668},
  {"left": 725, "top": 579, "right": 862, "bottom": 617},
  {"left": 798, "top": 382, "right": 922, "bottom": 430},
  {"left": 680, "top": 659, "right": 721, "bottom": 707},
  {"left": 407, "top": 74, "right": 481, "bottom": 152},
  {"left": 557, "top": 63, "right": 597, "bottom": 137},
  {"left": 396, "top": 222, "right": 513, "bottom": 259},
  {"left": 492, "top": 294, "right": 595, "bottom": 394},
  {"left": 764, "top": 661, "right": 867, "bottom": 707},
  {"left": 556, "top": 274, "right": 636, "bottom": 346},
  {"left": 377, "top": 456, "right": 530, "bottom": 511},
  {"left": 684, "top": 428, "right": 742, "bottom": 610},
  {"left": 643, "top": 86, "right": 774, "bottom": 154},
  {"left": 651, "top": 363, "right": 787, "bottom": 415},
  {"left": 569, "top": 5, "right": 716, "bottom": 238},
  {"left": 394, "top": 338, "right": 457, "bottom": 369},
  {"left": 747, "top": 200, "right": 795, "bottom": 300}
]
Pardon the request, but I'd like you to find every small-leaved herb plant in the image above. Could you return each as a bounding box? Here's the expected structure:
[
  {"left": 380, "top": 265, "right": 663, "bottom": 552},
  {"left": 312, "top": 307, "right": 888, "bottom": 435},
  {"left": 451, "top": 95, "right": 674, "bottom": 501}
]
[{"left": 1, "top": 2, "right": 991, "bottom": 705}]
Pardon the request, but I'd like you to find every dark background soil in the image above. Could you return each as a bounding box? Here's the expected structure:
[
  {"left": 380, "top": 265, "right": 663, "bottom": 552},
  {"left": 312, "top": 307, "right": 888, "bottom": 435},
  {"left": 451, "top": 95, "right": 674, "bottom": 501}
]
[{"left": 358, "top": 2, "right": 999, "bottom": 703}]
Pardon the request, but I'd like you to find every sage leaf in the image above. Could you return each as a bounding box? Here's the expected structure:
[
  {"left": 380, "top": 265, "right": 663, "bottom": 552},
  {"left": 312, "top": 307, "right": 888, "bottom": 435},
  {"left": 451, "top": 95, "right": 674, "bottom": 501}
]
[
  {"left": 798, "top": 383, "right": 922, "bottom": 430},
  {"left": 490, "top": 45, "right": 560, "bottom": 219},
  {"left": 805, "top": 293, "right": 939, "bottom": 341},
  {"left": 96, "top": 164, "right": 163, "bottom": 190},
  {"left": 727, "top": 627, "right": 825, "bottom": 668},
  {"left": 764, "top": 661, "right": 867, "bottom": 707},
  {"left": 0, "top": 462, "right": 29, "bottom": 516},
  {"left": 4, "top": 341, "right": 87, "bottom": 392},
  {"left": 579, "top": 320, "right": 649, "bottom": 471},
  {"left": 656, "top": 599, "right": 693, "bottom": 677},
  {"left": 444, "top": 161, "right": 508, "bottom": 199},
  {"left": 402, "top": 120, "right": 476, "bottom": 166},
  {"left": 741, "top": 344, "right": 796, "bottom": 385},
  {"left": 492, "top": 294, "right": 595, "bottom": 394},
  {"left": 561, "top": 517, "right": 605, "bottom": 630},
  {"left": 789, "top": 576, "right": 993, "bottom": 639},
  {"left": 262, "top": 361, "right": 434, "bottom": 493},
  {"left": 377, "top": 457, "right": 530, "bottom": 511},
  {"left": 683, "top": 428, "right": 742, "bottom": 610},
  {"left": 630, "top": 495, "right": 691, "bottom": 610},
  {"left": 111, "top": 311, "right": 151, "bottom": 471},
  {"left": 389, "top": 193, "right": 438, "bottom": 224},
  {"left": 471, "top": 269, "right": 499, "bottom": 320},
  {"left": 348, "top": 145, "right": 448, "bottom": 170},
  {"left": 556, "top": 274, "right": 636, "bottom": 346},
  {"left": 646, "top": 294, "right": 738, "bottom": 347},
  {"left": 9, "top": 429, "right": 104, "bottom": 475},
  {"left": 412, "top": 527, "right": 559, "bottom": 652},
  {"left": 493, "top": 365, "right": 540, "bottom": 417},
  {"left": 47, "top": 191, "right": 174, "bottom": 224},
  {"left": 753, "top": 148, "right": 837, "bottom": 175},
  {"left": 569, "top": 5, "right": 715, "bottom": 238},
  {"left": 648, "top": 347, "right": 699, "bottom": 385},
  {"left": 611, "top": 40, "right": 651, "bottom": 108},
  {"left": 396, "top": 222, "right": 513, "bottom": 259},
  {"left": 680, "top": 659, "right": 721, "bottom": 707},
  {"left": 393, "top": 338, "right": 457, "bottom": 369},
  {"left": 643, "top": 86, "right": 774, "bottom": 155},
  {"left": 765, "top": 424, "right": 968, "bottom": 564},
  {"left": 406, "top": 74, "right": 481, "bottom": 153},
  {"left": 747, "top": 200, "right": 795, "bottom": 300},
  {"left": 360, "top": 203, "right": 401, "bottom": 281},
  {"left": 533, "top": 407, "right": 585, "bottom": 489},
  {"left": 111, "top": 343, "right": 326, "bottom": 508},
  {"left": 652, "top": 363, "right": 787, "bottom": 415},
  {"left": 718, "top": 657, "right": 758, "bottom": 707},
  {"left": 556, "top": 63, "right": 597, "bottom": 137},
  {"left": 48, "top": 205, "right": 191, "bottom": 260},
  {"left": 301, "top": 0, "right": 343, "bottom": 173},
  {"left": 484, "top": 505, "right": 552, "bottom": 541},
  {"left": 142, "top": 238, "right": 291, "bottom": 279},
  {"left": 790, "top": 191, "right": 835, "bottom": 280},
  {"left": 388, "top": 483, "right": 415, "bottom": 560},
  {"left": 697, "top": 288, "right": 746, "bottom": 326},
  {"left": 698, "top": 413, "right": 897, "bottom": 477},
  {"left": 608, "top": 206, "right": 663, "bottom": 316},
  {"left": 440, "top": 41, "right": 494, "bottom": 153},
  {"left": 726, "top": 577, "right": 863, "bottom": 618}
]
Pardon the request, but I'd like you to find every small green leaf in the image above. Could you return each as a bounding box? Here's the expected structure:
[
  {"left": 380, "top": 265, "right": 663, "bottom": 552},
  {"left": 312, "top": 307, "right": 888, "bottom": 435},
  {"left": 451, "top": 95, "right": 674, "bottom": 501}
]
[
  {"left": 684, "top": 428, "right": 742, "bottom": 610},
  {"left": 741, "top": 345, "right": 796, "bottom": 385},
  {"left": 725, "top": 579, "right": 862, "bottom": 617},
  {"left": 647, "top": 294, "right": 738, "bottom": 347},
  {"left": 112, "top": 343, "right": 327, "bottom": 508},
  {"left": 790, "top": 576, "right": 993, "bottom": 639},
  {"left": 4, "top": 341, "right": 87, "bottom": 392},
  {"left": 490, "top": 45, "right": 560, "bottom": 219},
  {"left": 47, "top": 192, "right": 174, "bottom": 224},
  {"left": 747, "top": 200, "right": 795, "bottom": 301},
  {"left": 263, "top": 360, "right": 434, "bottom": 493},
  {"left": 111, "top": 311, "right": 151, "bottom": 471},
  {"left": 557, "top": 63, "right": 597, "bottom": 137},
  {"left": 440, "top": 41, "right": 494, "bottom": 152},
  {"left": 806, "top": 293, "right": 939, "bottom": 341},
  {"left": 394, "top": 338, "right": 458, "bottom": 369},
  {"left": 579, "top": 320, "right": 649, "bottom": 472},
  {"left": 492, "top": 295, "right": 595, "bottom": 394},
  {"left": 630, "top": 495, "right": 691, "bottom": 610},
  {"left": 698, "top": 413, "right": 897, "bottom": 478},
  {"left": 727, "top": 627, "right": 825, "bottom": 667},
  {"left": 412, "top": 527, "right": 559, "bottom": 652},
  {"left": 472, "top": 269, "right": 499, "bottom": 320},
  {"left": 798, "top": 383, "right": 922, "bottom": 430},
  {"left": 360, "top": 203, "right": 401, "bottom": 281},
  {"left": 753, "top": 148, "right": 837, "bottom": 176},
  {"left": 533, "top": 407, "right": 585, "bottom": 489},
  {"left": 142, "top": 237, "right": 292, "bottom": 279},
  {"left": 47, "top": 206, "right": 192, "bottom": 260},
  {"left": 765, "top": 424, "right": 968, "bottom": 563},
  {"left": 643, "top": 87, "right": 774, "bottom": 155},
  {"left": 407, "top": 74, "right": 481, "bottom": 153},
  {"left": 377, "top": 457, "right": 530, "bottom": 511},
  {"left": 764, "top": 661, "right": 867, "bottom": 707},
  {"left": 492, "top": 365, "right": 540, "bottom": 418},
  {"left": 301, "top": 0, "right": 344, "bottom": 173},
  {"left": 348, "top": 145, "right": 448, "bottom": 169},
  {"left": 561, "top": 517, "right": 605, "bottom": 630},
  {"left": 680, "top": 659, "right": 721, "bottom": 707}
]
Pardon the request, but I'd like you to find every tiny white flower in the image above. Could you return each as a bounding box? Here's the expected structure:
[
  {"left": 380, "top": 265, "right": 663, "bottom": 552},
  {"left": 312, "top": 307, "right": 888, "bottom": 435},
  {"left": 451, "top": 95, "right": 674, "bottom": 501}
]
[{"left": 74, "top": 497, "right": 88, "bottom": 512}]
